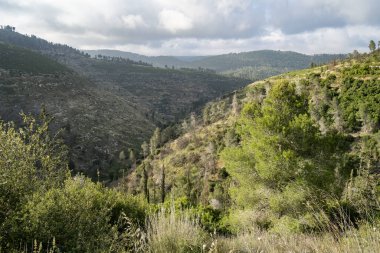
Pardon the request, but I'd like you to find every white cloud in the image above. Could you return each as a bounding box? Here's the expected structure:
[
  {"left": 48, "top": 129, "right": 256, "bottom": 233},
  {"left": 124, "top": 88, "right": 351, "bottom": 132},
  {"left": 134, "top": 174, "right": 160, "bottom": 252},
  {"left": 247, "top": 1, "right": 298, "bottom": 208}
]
[
  {"left": 216, "top": 0, "right": 251, "bottom": 16},
  {"left": 158, "top": 9, "right": 193, "bottom": 33},
  {"left": 121, "top": 15, "right": 146, "bottom": 29},
  {"left": 0, "top": 0, "right": 379, "bottom": 55}
]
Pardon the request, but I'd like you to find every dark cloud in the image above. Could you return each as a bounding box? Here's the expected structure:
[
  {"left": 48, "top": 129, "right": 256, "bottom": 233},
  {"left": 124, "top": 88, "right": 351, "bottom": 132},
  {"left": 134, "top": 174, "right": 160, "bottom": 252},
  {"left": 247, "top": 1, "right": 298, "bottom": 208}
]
[
  {"left": 0, "top": 0, "right": 379, "bottom": 55},
  {"left": 265, "top": 0, "right": 380, "bottom": 34}
]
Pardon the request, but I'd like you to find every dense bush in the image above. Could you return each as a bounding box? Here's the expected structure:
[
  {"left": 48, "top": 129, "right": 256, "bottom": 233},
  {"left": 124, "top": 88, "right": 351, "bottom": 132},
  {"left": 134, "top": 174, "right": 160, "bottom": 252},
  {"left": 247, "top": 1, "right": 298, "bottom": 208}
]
[
  {"left": 19, "top": 176, "right": 146, "bottom": 252},
  {"left": 0, "top": 112, "right": 69, "bottom": 248},
  {"left": 339, "top": 78, "right": 380, "bottom": 131},
  {"left": 0, "top": 113, "right": 147, "bottom": 252},
  {"left": 221, "top": 80, "right": 378, "bottom": 233}
]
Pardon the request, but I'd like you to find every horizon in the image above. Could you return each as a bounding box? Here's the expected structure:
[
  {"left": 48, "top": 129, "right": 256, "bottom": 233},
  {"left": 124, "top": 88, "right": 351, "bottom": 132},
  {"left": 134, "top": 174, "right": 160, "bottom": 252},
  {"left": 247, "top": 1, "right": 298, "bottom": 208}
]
[
  {"left": 1, "top": 0, "right": 379, "bottom": 56},
  {"left": 82, "top": 48, "right": 348, "bottom": 58}
]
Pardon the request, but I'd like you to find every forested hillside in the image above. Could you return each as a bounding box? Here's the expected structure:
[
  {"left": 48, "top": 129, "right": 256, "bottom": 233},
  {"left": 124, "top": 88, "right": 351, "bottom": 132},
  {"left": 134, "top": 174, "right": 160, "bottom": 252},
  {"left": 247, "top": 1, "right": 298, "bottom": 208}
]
[
  {"left": 0, "top": 43, "right": 70, "bottom": 74},
  {"left": 87, "top": 49, "right": 346, "bottom": 81},
  {"left": 0, "top": 43, "right": 157, "bottom": 180},
  {"left": 122, "top": 49, "right": 380, "bottom": 251},
  {"left": 0, "top": 28, "right": 249, "bottom": 180}
]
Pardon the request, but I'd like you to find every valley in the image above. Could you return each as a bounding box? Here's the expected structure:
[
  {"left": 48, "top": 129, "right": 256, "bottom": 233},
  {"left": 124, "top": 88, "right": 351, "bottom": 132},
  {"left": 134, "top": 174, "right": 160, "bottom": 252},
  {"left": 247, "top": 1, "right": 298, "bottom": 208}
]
[
  {"left": 0, "top": 15, "right": 379, "bottom": 252},
  {"left": 0, "top": 28, "right": 249, "bottom": 179}
]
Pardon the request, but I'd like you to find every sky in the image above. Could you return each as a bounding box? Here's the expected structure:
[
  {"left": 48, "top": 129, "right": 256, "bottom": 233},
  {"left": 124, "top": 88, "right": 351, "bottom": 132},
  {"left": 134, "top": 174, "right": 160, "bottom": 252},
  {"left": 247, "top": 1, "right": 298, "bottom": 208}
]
[{"left": 0, "top": 0, "right": 379, "bottom": 56}]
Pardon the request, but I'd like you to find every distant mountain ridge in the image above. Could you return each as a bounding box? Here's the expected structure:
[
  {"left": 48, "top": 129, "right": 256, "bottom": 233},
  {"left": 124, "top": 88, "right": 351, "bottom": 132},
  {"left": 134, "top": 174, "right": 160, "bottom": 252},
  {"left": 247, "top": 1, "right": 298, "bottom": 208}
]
[{"left": 84, "top": 49, "right": 346, "bottom": 76}]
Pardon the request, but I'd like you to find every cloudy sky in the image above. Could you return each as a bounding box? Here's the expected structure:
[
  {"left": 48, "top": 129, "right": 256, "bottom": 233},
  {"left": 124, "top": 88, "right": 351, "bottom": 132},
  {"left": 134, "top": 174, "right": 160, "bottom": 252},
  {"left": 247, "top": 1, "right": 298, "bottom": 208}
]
[{"left": 0, "top": 0, "right": 379, "bottom": 55}]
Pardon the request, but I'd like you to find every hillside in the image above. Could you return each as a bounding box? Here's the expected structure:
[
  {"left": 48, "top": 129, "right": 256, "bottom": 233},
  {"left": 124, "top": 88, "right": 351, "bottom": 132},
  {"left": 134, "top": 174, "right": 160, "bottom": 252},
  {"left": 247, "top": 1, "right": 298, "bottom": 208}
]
[
  {"left": 86, "top": 49, "right": 346, "bottom": 81},
  {"left": 84, "top": 49, "right": 189, "bottom": 68},
  {"left": 0, "top": 43, "right": 70, "bottom": 74},
  {"left": 0, "top": 28, "right": 250, "bottom": 180},
  {"left": 1, "top": 51, "right": 378, "bottom": 253},
  {"left": 0, "top": 47, "right": 157, "bottom": 179},
  {"left": 0, "top": 28, "right": 249, "bottom": 124},
  {"left": 125, "top": 50, "right": 380, "bottom": 239}
]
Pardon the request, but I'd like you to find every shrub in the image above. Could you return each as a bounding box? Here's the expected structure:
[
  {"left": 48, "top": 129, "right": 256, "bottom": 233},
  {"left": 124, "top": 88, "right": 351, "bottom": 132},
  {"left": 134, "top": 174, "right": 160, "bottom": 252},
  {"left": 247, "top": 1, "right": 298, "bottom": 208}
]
[
  {"left": 18, "top": 176, "right": 147, "bottom": 252},
  {"left": 0, "top": 111, "right": 69, "bottom": 249}
]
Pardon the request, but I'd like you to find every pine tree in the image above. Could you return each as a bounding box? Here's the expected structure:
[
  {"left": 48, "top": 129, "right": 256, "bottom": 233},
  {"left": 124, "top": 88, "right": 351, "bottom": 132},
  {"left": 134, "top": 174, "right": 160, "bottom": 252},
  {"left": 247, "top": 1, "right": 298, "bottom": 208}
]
[
  {"left": 149, "top": 128, "right": 161, "bottom": 156},
  {"left": 142, "top": 162, "right": 150, "bottom": 203},
  {"left": 181, "top": 119, "right": 189, "bottom": 132},
  {"left": 160, "top": 164, "right": 166, "bottom": 203},
  {"left": 358, "top": 103, "right": 375, "bottom": 134},
  {"left": 141, "top": 141, "right": 149, "bottom": 158},
  {"left": 369, "top": 40, "right": 376, "bottom": 52},
  {"left": 119, "top": 150, "right": 126, "bottom": 160},
  {"left": 202, "top": 105, "right": 210, "bottom": 125},
  {"left": 331, "top": 97, "right": 344, "bottom": 132},
  {"left": 190, "top": 112, "right": 197, "bottom": 131},
  {"left": 129, "top": 149, "right": 136, "bottom": 170}
]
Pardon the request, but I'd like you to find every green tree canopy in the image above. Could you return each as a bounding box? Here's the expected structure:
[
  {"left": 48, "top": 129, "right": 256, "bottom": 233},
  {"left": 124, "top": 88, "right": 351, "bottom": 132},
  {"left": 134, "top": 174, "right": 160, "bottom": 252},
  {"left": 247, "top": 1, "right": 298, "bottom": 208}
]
[{"left": 369, "top": 40, "right": 376, "bottom": 52}]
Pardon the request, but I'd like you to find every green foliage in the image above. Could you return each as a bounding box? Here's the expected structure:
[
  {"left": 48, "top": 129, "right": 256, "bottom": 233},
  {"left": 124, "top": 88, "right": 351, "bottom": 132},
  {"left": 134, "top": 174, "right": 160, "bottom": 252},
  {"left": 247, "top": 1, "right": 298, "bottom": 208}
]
[
  {"left": 221, "top": 80, "right": 357, "bottom": 232},
  {"left": 342, "top": 134, "right": 380, "bottom": 214},
  {"left": 0, "top": 111, "right": 69, "bottom": 192},
  {"left": 19, "top": 176, "right": 146, "bottom": 252},
  {"left": 369, "top": 40, "right": 376, "bottom": 52},
  {"left": 0, "top": 113, "right": 148, "bottom": 252},
  {"left": 134, "top": 52, "right": 379, "bottom": 239},
  {"left": 339, "top": 78, "right": 380, "bottom": 131},
  {"left": 150, "top": 128, "right": 161, "bottom": 156},
  {"left": 0, "top": 112, "right": 69, "bottom": 248}
]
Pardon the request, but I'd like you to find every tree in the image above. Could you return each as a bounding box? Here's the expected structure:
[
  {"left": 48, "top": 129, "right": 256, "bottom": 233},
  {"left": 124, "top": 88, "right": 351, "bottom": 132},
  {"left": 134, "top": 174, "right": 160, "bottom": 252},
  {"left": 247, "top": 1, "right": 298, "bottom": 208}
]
[
  {"left": 231, "top": 92, "right": 239, "bottom": 117},
  {"left": 141, "top": 141, "right": 149, "bottom": 158},
  {"left": 190, "top": 112, "right": 197, "bottom": 131},
  {"left": 119, "top": 150, "right": 126, "bottom": 160},
  {"left": 358, "top": 103, "right": 375, "bottom": 134},
  {"left": 129, "top": 149, "right": 136, "bottom": 170},
  {"left": 331, "top": 97, "right": 345, "bottom": 132},
  {"left": 181, "top": 119, "right": 189, "bottom": 132},
  {"left": 221, "top": 80, "right": 350, "bottom": 231},
  {"left": 149, "top": 128, "right": 161, "bottom": 156},
  {"left": 202, "top": 105, "right": 211, "bottom": 125},
  {"left": 351, "top": 50, "right": 360, "bottom": 59},
  {"left": 142, "top": 161, "right": 150, "bottom": 203},
  {"left": 369, "top": 40, "right": 376, "bottom": 52},
  {"left": 160, "top": 164, "right": 166, "bottom": 203}
]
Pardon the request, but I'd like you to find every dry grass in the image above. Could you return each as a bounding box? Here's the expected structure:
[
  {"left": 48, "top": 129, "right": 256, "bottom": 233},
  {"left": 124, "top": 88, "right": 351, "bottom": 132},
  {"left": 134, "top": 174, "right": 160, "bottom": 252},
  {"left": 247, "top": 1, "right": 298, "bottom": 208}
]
[
  {"left": 145, "top": 206, "right": 380, "bottom": 253},
  {"left": 214, "top": 225, "right": 380, "bottom": 253},
  {"left": 146, "top": 207, "right": 207, "bottom": 253}
]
